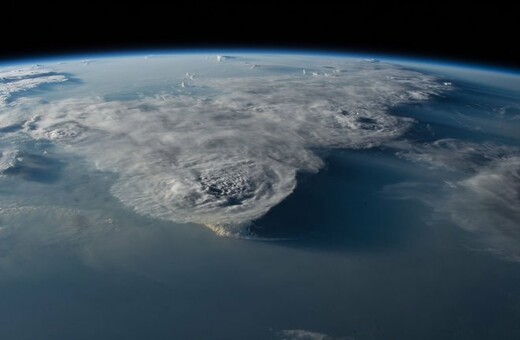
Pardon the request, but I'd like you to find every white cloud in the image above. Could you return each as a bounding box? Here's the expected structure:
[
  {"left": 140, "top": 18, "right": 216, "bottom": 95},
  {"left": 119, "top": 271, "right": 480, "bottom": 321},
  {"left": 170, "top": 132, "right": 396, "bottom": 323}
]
[
  {"left": 0, "top": 148, "right": 19, "bottom": 173},
  {"left": 3, "top": 59, "right": 519, "bottom": 260},
  {"left": 2, "top": 61, "right": 444, "bottom": 237},
  {"left": 0, "top": 66, "right": 68, "bottom": 106},
  {"left": 0, "top": 67, "right": 53, "bottom": 80}
]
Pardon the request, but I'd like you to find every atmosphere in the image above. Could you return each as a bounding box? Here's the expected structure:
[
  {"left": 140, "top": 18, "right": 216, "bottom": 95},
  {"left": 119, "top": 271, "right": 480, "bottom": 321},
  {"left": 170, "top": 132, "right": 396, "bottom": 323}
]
[
  {"left": 1, "top": 52, "right": 520, "bottom": 339},
  {"left": 1, "top": 4, "right": 520, "bottom": 340}
]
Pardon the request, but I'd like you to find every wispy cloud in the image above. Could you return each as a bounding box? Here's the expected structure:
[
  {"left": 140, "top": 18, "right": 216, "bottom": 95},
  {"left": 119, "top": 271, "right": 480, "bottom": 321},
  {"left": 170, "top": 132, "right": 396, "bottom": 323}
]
[
  {"left": 276, "top": 329, "right": 351, "bottom": 340},
  {"left": 387, "top": 139, "right": 520, "bottom": 261}
]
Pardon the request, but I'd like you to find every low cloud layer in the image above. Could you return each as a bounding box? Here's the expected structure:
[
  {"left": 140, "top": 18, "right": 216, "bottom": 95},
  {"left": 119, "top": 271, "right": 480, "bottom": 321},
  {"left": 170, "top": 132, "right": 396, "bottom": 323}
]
[{"left": 389, "top": 139, "right": 520, "bottom": 261}]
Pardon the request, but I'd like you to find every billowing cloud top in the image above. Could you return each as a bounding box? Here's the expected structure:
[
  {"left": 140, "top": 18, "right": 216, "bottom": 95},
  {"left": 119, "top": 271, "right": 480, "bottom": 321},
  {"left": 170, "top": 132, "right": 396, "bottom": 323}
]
[{"left": 0, "top": 59, "right": 445, "bottom": 237}]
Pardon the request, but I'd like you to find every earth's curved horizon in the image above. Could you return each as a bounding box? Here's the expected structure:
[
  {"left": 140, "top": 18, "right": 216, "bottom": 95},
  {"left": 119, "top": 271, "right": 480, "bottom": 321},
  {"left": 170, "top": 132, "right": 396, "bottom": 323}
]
[
  {"left": 1, "top": 51, "right": 519, "bottom": 339},
  {"left": 3, "top": 50, "right": 520, "bottom": 78}
]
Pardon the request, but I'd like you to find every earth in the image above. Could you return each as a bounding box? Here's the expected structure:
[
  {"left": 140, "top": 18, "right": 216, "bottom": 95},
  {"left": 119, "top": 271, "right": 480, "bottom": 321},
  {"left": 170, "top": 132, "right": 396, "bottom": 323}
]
[{"left": 0, "top": 52, "right": 519, "bottom": 339}]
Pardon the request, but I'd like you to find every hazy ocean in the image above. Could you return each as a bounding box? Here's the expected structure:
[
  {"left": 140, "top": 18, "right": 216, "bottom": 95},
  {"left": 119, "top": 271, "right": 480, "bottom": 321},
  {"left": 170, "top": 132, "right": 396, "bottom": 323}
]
[{"left": 2, "top": 141, "right": 519, "bottom": 339}]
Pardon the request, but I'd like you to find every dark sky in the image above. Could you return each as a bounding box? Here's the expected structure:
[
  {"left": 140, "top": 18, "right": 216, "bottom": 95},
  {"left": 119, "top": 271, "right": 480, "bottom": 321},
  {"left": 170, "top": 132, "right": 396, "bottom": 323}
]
[{"left": 1, "top": 3, "right": 518, "bottom": 70}]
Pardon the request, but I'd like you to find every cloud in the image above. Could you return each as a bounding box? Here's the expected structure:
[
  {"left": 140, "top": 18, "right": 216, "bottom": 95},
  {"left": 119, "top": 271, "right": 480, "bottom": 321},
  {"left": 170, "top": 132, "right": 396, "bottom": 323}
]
[
  {"left": 2, "top": 61, "right": 444, "bottom": 237},
  {"left": 442, "top": 157, "right": 520, "bottom": 261},
  {"left": 394, "top": 139, "right": 518, "bottom": 173},
  {"left": 275, "top": 329, "right": 350, "bottom": 340},
  {"left": 386, "top": 139, "right": 520, "bottom": 262},
  {"left": 0, "top": 148, "right": 19, "bottom": 173},
  {"left": 0, "top": 66, "right": 68, "bottom": 106}
]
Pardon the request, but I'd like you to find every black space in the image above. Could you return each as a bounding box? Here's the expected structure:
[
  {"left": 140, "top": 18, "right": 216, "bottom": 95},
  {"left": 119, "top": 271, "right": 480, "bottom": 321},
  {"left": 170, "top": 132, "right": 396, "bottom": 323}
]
[{"left": 1, "top": 3, "right": 518, "bottom": 69}]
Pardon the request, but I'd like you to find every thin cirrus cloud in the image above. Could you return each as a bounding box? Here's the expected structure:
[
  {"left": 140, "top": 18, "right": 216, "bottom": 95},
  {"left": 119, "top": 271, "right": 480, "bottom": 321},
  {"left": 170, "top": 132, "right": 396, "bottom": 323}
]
[
  {"left": 276, "top": 329, "right": 349, "bottom": 340},
  {"left": 446, "top": 157, "right": 520, "bottom": 261},
  {"left": 388, "top": 138, "right": 520, "bottom": 261}
]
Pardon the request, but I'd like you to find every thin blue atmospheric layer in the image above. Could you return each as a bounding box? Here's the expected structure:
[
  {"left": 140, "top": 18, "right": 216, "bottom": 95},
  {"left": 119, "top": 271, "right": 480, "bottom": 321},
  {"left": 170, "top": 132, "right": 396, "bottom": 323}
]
[{"left": 1, "top": 48, "right": 520, "bottom": 77}]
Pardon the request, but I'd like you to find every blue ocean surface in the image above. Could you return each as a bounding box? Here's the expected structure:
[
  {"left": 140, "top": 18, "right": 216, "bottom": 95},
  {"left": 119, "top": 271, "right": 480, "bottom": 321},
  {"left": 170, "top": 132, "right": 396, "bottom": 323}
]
[{"left": 1, "top": 144, "right": 519, "bottom": 340}]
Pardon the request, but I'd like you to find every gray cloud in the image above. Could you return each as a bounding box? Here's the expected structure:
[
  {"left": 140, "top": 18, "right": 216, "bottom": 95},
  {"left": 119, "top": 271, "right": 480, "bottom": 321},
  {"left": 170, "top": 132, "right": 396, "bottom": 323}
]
[
  {"left": 395, "top": 139, "right": 518, "bottom": 173},
  {"left": 442, "top": 157, "right": 520, "bottom": 261},
  {"left": 387, "top": 138, "right": 520, "bottom": 261},
  {"left": 275, "top": 329, "right": 351, "bottom": 340}
]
